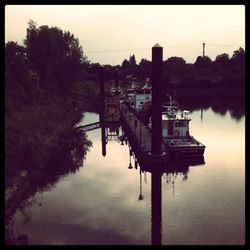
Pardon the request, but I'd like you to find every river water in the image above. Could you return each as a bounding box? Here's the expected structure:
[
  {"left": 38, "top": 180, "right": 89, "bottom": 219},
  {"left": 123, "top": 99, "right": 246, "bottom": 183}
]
[{"left": 7, "top": 106, "right": 245, "bottom": 245}]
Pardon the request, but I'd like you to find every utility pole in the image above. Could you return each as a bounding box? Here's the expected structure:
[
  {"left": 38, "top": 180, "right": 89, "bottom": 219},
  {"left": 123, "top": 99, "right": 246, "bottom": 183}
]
[{"left": 202, "top": 42, "right": 205, "bottom": 57}]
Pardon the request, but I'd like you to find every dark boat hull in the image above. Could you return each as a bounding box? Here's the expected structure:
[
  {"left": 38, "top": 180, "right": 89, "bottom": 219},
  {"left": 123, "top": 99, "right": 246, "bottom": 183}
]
[{"left": 169, "top": 146, "right": 205, "bottom": 157}]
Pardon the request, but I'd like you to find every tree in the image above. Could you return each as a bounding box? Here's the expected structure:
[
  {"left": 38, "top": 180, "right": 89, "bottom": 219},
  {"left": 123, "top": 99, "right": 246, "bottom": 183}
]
[
  {"left": 165, "top": 57, "right": 186, "bottom": 66},
  {"left": 5, "top": 41, "right": 27, "bottom": 83},
  {"left": 24, "top": 20, "right": 88, "bottom": 92},
  {"left": 137, "top": 58, "right": 151, "bottom": 80},
  {"left": 5, "top": 41, "right": 35, "bottom": 114},
  {"left": 121, "top": 59, "right": 130, "bottom": 70},
  {"left": 164, "top": 57, "right": 186, "bottom": 75},
  {"left": 194, "top": 56, "right": 212, "bottom": 68},
  {"left": 129, "top": 54, "right": 136, "bottom": 66},
  {"left": 228, "top": 47, "right": 245, "bottom": 88},
  {"left": 214, "top": 53, "right": 230, "bottom": 68},
  {"left": 231, "top": 47, "right": 245, "bottom": 66}
]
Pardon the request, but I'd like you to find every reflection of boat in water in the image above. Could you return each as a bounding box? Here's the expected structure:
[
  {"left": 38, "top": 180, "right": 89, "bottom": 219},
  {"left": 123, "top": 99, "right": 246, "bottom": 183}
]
[{"left": 138, "top": 153, "right": 205, "bottom": 173}]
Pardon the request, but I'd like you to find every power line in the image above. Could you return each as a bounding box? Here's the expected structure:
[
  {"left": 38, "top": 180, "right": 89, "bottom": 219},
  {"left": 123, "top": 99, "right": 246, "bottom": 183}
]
[
  {"left": 166, "top": 43, "right": 201, "bottom": 48},
  {"left": 85, "top": 48, "right": 149, "bottom": 53},
  {"left": 84, "top": 43, "right": 243, "bottom": 54},
  {"left": 85, "top": 44, "right": 201, "bottom": 53},
  {"left": 207, "top": 43, "right": 243, "bottom": 47}
]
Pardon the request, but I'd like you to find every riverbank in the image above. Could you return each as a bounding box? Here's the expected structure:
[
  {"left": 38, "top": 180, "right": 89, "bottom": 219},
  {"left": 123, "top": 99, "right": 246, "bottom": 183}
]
[{"left": 5, "top": 92, "right": 92, "bottom": 227}]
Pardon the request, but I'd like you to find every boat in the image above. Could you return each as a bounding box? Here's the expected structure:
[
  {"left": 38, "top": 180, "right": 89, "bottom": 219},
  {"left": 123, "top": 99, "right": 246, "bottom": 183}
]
[
  {"left": 125, "top": 78, "right": 152, "bottom": 111},
  {"left": 161, "top": 96, "right": 205, "bottom": 157},
  {"left": 123, "top": 80, "right": 205, "bottom": 157}
]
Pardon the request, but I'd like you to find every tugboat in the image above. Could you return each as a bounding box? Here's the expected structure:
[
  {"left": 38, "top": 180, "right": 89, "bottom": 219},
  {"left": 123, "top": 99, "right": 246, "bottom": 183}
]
[
  {"left": 123, "top": 79, "right": 205, "bottom": 157},
  {"left": 161, "top": 96, "right": 205, "bottom": 157}
]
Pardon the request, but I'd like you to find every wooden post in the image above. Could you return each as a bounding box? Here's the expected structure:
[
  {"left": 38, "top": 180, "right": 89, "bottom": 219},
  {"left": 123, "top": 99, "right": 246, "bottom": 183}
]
[
  {"left": 99, "top": 67, "right": 106, "bottom": 156},
  {"left": 151, "top": 43, "right": 163, "bottom": 155},
  {"left": 151, "top": 44, "right": 163, "bottom": 245},
  {"left": 140, "top": 120, "right": 142, "bottom": 151},
  {"left": 151, "top": 171, "right": 162, "bottom": 245},
  {"left": 101, "top": 125, "right": 106, "bottom": 157}
]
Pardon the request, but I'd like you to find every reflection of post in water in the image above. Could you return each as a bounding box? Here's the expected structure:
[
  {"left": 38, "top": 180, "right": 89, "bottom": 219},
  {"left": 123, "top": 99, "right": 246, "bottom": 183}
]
[
  {"left": 99, "top": 66, "right": 106, "bottom": 157},
  {"left": 138, "top": 168, "right": 144, "bottom": 200},
  {"left": 151, "top": 170, "right": 162, "bottom": 245},
  {"left": 101, "top": 121, "right": 106, "bottom": 157},
  {"left": 128, "top": 147, "right": 133, "bottom": 169}
]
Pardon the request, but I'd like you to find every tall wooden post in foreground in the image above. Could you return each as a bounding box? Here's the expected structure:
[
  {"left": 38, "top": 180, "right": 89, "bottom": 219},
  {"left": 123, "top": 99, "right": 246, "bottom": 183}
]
[
  {"left": 151, "top": 43, "right": 163, "bottom": 245},
  {"left": 151, "top": 43, "right": 163, "bottom": 155}
]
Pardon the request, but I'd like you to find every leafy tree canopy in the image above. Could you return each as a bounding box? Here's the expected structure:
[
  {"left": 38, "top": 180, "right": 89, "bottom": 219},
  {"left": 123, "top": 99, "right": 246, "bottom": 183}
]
[
  {"left": 231, "top": 47, "right": 245, "bottom": 65},
  {"left": 24, "top": 20, "right": 88, "bottom": 92}
]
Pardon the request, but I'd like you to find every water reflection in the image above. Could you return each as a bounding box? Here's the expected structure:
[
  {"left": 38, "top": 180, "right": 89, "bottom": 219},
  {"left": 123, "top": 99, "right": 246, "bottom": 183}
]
[
  {"left": 138, "top": 169, "right": 144, "bottom": 201},
  {"left": 141, "top": 158, "right": 204, "bottom": 245},
  {"left": 5, "top": 128, "right": 92, "bottom": 245},
  {"left": 6, "top": 105, "right": 244, "bottom": 245},
  {"left": 102, "top": 120, "right": 205, "bottom": 245},
  {"left": 176, "top": 95, "right": 245, "bottom": 122}
]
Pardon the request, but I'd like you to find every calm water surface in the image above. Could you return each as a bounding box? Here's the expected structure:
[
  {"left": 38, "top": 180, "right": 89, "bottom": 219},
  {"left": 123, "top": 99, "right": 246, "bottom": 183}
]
[{"left": 10, "top": 108, "right": 245, "bottom": 245}]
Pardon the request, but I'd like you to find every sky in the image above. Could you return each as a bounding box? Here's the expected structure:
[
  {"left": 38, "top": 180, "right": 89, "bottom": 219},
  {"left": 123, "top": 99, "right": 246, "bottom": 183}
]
[{"left": 5, "top": 5, "right": 245, "bottom": 66}]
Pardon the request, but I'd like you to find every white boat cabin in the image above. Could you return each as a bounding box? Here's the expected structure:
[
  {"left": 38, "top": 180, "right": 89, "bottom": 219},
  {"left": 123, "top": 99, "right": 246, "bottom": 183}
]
[
  {"left": 162, "top": 110, "right": 191, "bottom": 138},
  {"left": 133, "top": 87, "right": 151, "bottom": 110},
  {"left": 131, "top": 82, "right": 152, "bottom": 111},
  {"left": 126, "top": 81, "right": 152, "bottom": 111}
]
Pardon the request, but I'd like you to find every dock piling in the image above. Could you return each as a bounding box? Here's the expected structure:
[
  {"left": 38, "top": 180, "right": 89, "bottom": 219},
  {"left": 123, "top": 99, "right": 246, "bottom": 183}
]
[
  {"left": 151, "top": 43, "right": 163, "bottom": 155},
  {"left": 151, "top": 43, "right": 163, "bottom": 245}
]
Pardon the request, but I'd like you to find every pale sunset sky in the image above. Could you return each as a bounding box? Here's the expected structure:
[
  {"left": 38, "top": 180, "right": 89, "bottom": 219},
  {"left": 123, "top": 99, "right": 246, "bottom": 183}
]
[{"left": 5, "top": 5, "right": 245, "bottom": 66}]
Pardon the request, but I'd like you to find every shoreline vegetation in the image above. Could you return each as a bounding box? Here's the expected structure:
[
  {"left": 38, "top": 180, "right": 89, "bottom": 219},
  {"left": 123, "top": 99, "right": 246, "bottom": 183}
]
[
  {"left": 5, "top": 21, "right": 95, "bottom": 240},
  {"left": 5, "top": 21, "right": 245, "bottom": 244}
]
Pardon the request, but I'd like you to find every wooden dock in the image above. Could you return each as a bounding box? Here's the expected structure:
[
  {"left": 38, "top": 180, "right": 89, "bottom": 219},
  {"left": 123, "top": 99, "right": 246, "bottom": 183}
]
[
  {"left": 120, "top": 102, "right": 169, "bottom": 168},
  {"left": 120, "top": 102, "right": 204, "bottom": 171},
  {"left": 76, "top": 122, "right": 100, "bottom": 132}
]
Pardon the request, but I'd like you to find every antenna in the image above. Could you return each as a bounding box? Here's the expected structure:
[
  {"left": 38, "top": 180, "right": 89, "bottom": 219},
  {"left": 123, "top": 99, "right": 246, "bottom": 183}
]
[{"left": 202, "top": 42, "right": 206, "bottom": 57}]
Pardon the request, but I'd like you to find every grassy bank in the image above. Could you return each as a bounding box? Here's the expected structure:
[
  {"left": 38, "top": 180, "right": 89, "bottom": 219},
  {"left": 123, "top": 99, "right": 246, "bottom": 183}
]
[{"left": 5, "top": 90, "right": 92, "bottom": 223}]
